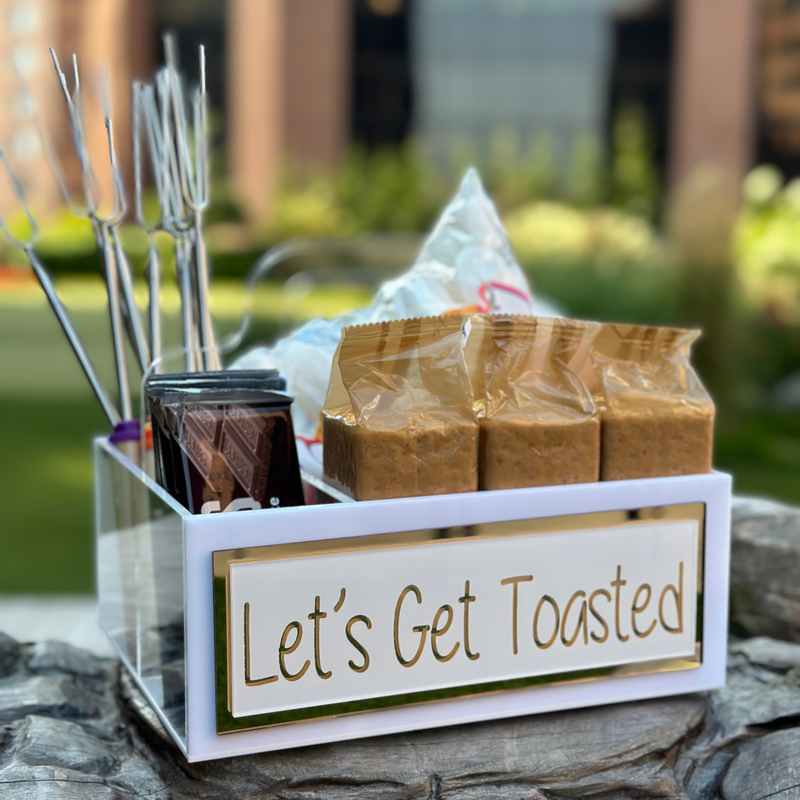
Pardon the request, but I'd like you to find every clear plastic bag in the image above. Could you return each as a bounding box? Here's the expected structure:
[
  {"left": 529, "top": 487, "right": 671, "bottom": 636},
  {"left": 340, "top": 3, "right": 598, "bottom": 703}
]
[
  {"left": 586, "top": 325, "right": 715, "bottom": 480},
  {"left": 475, "top": 316, "right": 600, "bottom": 490},
  {"left": 322, "top": 315, "right": 478, "bottom": 501}
]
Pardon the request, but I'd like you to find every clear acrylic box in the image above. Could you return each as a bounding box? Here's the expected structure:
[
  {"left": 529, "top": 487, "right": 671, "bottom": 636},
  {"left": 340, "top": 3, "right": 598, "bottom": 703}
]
[
  {"left": 95, "top": 436, "right": 732, "bottom": 762},
  {"left": 95, "top": 436, "right": 349, "bottom": 753},
  {"left": 96, "top": 437, "right": 189, "bottom": 747}
]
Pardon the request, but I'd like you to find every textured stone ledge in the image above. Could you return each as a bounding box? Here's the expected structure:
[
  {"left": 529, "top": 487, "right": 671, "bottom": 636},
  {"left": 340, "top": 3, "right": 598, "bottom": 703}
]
[
  {"left": 0, "top": 633, "right": 797, "bottom": 799},
  {"left": 731, "top": 496, "right": 800, "bottom": 643}
]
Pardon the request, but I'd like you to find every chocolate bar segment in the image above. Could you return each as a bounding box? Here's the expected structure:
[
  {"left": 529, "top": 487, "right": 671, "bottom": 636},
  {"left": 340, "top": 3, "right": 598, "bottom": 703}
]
[
  {"left": 220, "top": 424, "right": 269, "bottom": 502},
  {"left": 184, "top": 403, "right": 223, "bottom": 446},
  {"left": 224, "top": 405, "right": 274, "bottom": 453},
  {"left": 180, "top": 413, "right": 218, "bottom": 487}
]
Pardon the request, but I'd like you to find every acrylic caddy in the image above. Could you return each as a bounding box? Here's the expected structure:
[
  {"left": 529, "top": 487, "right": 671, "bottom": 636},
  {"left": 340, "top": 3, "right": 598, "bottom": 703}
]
[{"left": 95, "top": 437, "right": 731, "bottom": 762}]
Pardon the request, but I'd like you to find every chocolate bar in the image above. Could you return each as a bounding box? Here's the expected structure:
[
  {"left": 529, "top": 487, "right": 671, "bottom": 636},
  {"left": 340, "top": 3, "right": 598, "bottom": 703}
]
[
  {"left": 220, "top": 424, "right": 269, "bottom": 502},
  {"left": 146, "top": 390, "right": 181, "bottom": 501},
  {"left": 146, "top": 369, "right": 285, "bottom": 392},
  {"left": 146, "top": 381, "right": 305, "bottom": 514},
  {"left": 220, "top": 410, "right": 276, "bottom": 502}
]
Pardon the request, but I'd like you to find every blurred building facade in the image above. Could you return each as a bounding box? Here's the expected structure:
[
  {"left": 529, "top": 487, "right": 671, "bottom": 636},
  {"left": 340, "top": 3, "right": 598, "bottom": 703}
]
[
  {"left": 759, "top": 0, "right": 800, "bottom": 174},
  {"left": 413, "top": 0, "right": 626, "bottom": 165},
  {"left": 0, "top": 0, "right": 153, "bottom": 220},
  {"left": 0, "top": 0, "right": 795, "bottom": 224}
]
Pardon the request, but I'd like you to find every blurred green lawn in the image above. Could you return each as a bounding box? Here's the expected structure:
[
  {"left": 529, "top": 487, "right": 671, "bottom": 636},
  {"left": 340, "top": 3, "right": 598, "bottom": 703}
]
[
  {"left": 0, "top": 276, "right": 371, "bottom": 592},
  {"left": 1, "top": 274, "right": 799, "bottom": 593}
]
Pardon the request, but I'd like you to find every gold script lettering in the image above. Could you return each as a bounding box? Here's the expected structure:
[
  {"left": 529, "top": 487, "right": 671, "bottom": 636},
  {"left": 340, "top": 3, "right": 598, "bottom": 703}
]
[
  {"left": 560, "top": 590, "right": 588, "bottom": 647},
  {"left": 533, "top": 595, "right": 560, "bottom": 649},
  {"left": 346, "top": 615, "right": 372, "bottom": 673},
  {"left": 501, "top": 575, "right": 533, "bottom": 655},
  {"left": 459, "top": 580, "right": 480, "bottom": 661},
  {"left": 431, "top": 605, "right": 460, "bottom": 663},
  {"left": 588, "top": 589, "right": 611, "bottom": 643},
  {"left": 632, "top": 584, "right": 657, "bottom": 638},
  {"left": 278, "top": 621, "right": 310, "bottom": 682},
  {"left": 394, "top": 585, "right": 429, "bottom": 667},
  {"left": 243, "top": 602, "right": 278, "bottom": 686},
  {"left": 659, "top": 562, "right": 684, "bottom": 633}
]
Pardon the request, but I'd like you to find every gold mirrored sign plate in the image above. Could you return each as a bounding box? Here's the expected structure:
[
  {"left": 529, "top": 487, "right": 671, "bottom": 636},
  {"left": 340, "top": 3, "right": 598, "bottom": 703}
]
[{"left": 212, "top": 502, "right": 705, "bottom": 734}]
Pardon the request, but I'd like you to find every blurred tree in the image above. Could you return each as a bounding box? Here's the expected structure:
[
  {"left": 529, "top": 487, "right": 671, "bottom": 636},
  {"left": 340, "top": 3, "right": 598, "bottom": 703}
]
[
  {"left": 609, "top": 102, "right": 661, "bottom": 220},
  {"left": 566, "top": 135, "right": 605, "bottom": 208},
  {"left": 334, "top": 144, "right": 439, "bottom": 232},
  {"left": 667, "top": 165, "right": 741, "bottom": 413}
]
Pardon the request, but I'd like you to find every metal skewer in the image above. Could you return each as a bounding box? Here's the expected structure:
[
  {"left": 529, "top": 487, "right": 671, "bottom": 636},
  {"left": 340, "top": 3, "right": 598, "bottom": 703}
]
[
  {"left": 26, "top": 38, "right": 220, "bottom": 390},
  {"left": 100, "top": 71, "right": 151, "bottom": 375},
  {"left": 190, "top": 46, "right": 218, "bottom": 371},
  {"left": 155, "top": 66, "right": 200, "bottom": 371},
  {"left": 0, "top": 149, "right": 120, "bottom": 426},
  {"left": 164, "top": 37, "right": 219, "bottom": 370},
  {"left": 49, "top": 49, "right": 133, "bottom": 419},
  {"left": 133, "top": 81, "right": 164, "bottom": 373}
]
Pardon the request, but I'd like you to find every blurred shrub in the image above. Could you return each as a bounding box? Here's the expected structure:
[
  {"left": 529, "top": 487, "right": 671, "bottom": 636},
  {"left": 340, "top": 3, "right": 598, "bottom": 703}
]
[
  {"left": 566, "top": 135, "right": 605, "bottom": 208},
  {"left": 334, "top": 144, "right": 441, "bottom": 232},
  {"left": 482, "top": 128, "right": 557, "bottom": 211},
  {"left": 666, "top": 164, "right": 742, "bottom": 411},
  {"left": 608, "top": 103, "right": 660, "bottom": 221},
  {"left": 0, "top": 206, "right": 157, "bottom": 276},
  {"left": 31, "top": 209, "right": 95, "bottom": 256},
  {"left": 735, "top": 164, "right": 800, "bottom": 325},
  {"left": 263, "top": 100, "right": 660, "bottom": 243},
  {"left": 264, "top": 145, "right": 441, "bottom": 243},
  {"left": 0, "top": 208, "right": 97, "bottom": 270},
  {"left": 504, "top": 199, "right": 678, "bottom": 330},
  {"left": 268, "top": 179, "right": 350, "bottom": 239},
  {"left": 505, "top": 201, "right": 666, "bottom": 271},
  {"left": 3, "top": 102, "right": 663, "bottom": 278}
]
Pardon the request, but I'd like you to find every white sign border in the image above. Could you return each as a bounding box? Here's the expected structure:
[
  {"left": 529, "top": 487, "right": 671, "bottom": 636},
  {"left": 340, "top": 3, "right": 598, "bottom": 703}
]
[{"left": 184, "top": 471, "right": 731, "bottom": 762}]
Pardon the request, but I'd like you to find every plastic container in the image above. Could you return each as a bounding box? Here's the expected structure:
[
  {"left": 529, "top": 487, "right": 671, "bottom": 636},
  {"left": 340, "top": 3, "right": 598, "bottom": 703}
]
[{"left": 95, "top": 436, "right": 731, "bottom": 762}]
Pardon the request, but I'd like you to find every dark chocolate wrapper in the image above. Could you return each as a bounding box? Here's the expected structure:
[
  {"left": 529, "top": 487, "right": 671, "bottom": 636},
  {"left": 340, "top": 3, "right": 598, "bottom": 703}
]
[
  {"left": 146, "top": 369, "right": 286, "bottom": 392},
  {"left": 146, "top": 377, "right": 304, "bottom": 514}
]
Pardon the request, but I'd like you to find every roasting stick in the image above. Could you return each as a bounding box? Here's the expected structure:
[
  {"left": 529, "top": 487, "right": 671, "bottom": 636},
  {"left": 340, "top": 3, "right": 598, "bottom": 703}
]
[
  {"left": 48, "top": 58, "right": 146, "bottom": 669},
  {"left": 164, "top": 37, "right": 220, "bottom": 371},
  {"left": 100, "top": 71, "right": 151, "bottom": 375},
  {"left": 0, "top": 149, "right": 120, "bottom": 427},
  {"left": 49, "top": 49, "right": 133, "bottom": 420},
  {"left": 133, "top": 82, "right": 164, "bottom": 373},
  {"left": 189, "top": 46, "right": 219, "bottom": 371},
  {"left": 154, "top": 67, "right": 200, "bottom": 371}
]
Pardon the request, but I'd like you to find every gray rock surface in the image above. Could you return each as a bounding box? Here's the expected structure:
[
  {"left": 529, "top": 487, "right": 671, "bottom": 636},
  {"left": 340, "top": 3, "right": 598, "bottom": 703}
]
[
  {"left": 730, "top": 496, "right": 800, "bottom": 643},
  {"left": 722, "top": 728, "right": 800, "bottom": 800},
  {"left": 0, "top": 633, "right": 20, "bottom": 678},
  {"left": 0, "top": 634, "right": 798, "bottom": 799}
]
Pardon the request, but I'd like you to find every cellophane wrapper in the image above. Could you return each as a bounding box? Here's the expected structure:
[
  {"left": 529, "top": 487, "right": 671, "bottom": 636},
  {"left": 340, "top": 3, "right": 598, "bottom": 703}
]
[
  {"left": 475, "top": 316, "right": 601, "bottom": 490},
  {"left": 322, "top": 315, "right": 478, "bottom": 500},
  {"left": 585, "top": 324, "right": 715, "bottom": 480}
]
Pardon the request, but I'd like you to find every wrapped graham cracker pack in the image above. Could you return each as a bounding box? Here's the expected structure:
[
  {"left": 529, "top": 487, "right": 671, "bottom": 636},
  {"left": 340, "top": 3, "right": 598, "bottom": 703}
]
[
  {"left": 587, "top": 324, "right": 715, "bottom": 481},
  {"left": 475, "top": 315, "right": 601, "bottom": 490},
  {"left": 322, "top": 315, "right": 478, "bottom": 500}
]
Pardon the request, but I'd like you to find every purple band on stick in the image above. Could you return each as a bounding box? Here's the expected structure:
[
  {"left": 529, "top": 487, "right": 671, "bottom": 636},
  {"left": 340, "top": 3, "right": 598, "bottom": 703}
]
[{"left": 110, "top": 420, "right": 141, "bottom": 444}]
